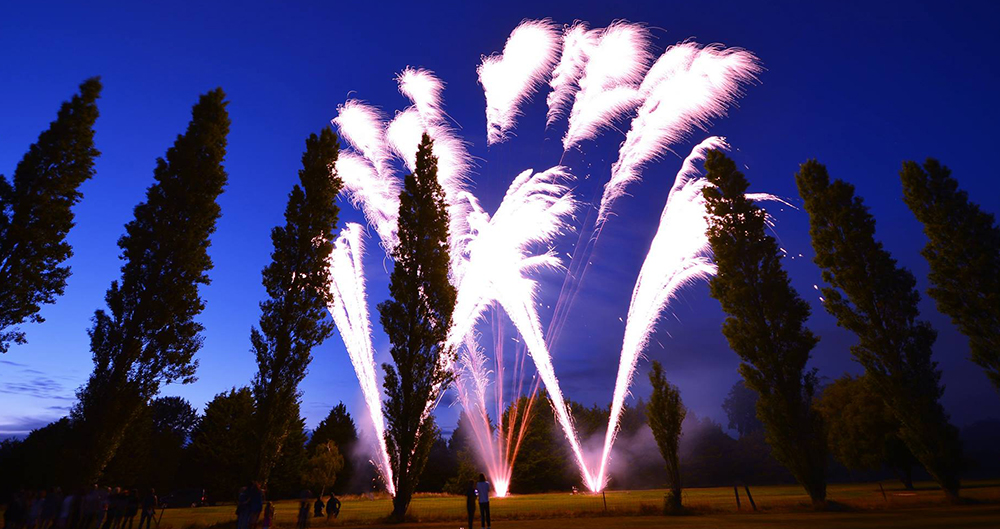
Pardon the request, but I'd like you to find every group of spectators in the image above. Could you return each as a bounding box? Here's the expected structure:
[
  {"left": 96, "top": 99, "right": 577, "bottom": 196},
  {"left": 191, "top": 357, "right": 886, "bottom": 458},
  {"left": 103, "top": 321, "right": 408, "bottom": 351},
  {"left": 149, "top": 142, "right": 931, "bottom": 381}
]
[
  {"left": 2, "top": 487, "right": 158, "bottom": 529},
  {"left": 233, "top": 482, "right": 340, "bottom": 529}
]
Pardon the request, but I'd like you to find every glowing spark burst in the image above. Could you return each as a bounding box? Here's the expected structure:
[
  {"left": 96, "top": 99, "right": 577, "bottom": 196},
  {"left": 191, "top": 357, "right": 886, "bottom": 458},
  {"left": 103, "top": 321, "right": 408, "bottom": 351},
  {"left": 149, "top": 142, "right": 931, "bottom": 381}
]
[
  {"left": 478, "top": 19, "right": 561, "bottom": 144},
  {"left": 600, "top": 43, "right": 761, "bottom": 222},
  {"left": 447, "top": 167, "right": 598, "bottom": 489},
  {"left": 546, "top": 23, "right": 597, "bottom": 127},
  {"left": 595, "top": 137, "right": 724, "bottom": 489},
  {"left": 562, "top": 22, "right": 651, "bottom": 151},
  {"left": 328, "top": 17, "right": 766, "bottom": 496},
  {"left": 326, "top": 224, "right": 395, "bottom": 495}
]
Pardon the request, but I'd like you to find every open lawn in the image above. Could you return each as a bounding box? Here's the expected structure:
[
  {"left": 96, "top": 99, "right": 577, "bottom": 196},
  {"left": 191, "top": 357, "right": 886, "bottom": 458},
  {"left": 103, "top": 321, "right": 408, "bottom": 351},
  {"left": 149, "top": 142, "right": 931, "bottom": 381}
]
[{"left": 150, "top": 480, "right": 1000, "bottom": 528}]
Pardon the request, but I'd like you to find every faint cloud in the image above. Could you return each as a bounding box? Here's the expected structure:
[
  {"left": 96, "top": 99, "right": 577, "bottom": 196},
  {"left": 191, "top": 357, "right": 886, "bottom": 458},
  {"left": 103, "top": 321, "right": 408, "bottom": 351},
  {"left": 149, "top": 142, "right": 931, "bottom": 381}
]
[
  {"left": 0, "top": 415, "right": 59, "bottom": 436},
  {"left": 0, "top": 373, "right": 73, "bottom": 400}
]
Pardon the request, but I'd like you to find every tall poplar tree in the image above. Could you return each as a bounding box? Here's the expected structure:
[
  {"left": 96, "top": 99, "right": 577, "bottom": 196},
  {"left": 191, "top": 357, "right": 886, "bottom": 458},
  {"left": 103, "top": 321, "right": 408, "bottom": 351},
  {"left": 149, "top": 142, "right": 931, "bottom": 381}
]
[
  {"left": 796, "top": 159, "right": 962, "bottom": 500},
  {"left": 73, "top": 89, "right": 229, "bottom": 482},
  {"left": 703, "top": 151, "right": 828, "bottom": 507},
  {"left": 0, "top": 78, "right": 101, "bottom": 352},
  {"left": 379, "top": 133, "right": 457, "bottom": 520},
  {"left": 646, "top": 361, "right": 686, "bottom": 512},
  {"left": 900, "top": 158, "right": 1000, "bottom": 390},
  {"left": 251, "top": 127, "right": 341, "bottom": 484}
]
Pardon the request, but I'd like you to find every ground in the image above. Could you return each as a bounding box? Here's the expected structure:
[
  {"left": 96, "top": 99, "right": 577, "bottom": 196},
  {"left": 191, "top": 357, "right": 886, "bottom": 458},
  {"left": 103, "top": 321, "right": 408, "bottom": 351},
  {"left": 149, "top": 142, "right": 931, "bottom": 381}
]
[{"left": 147, "top": 480, "right": 999, "bottom": 528}]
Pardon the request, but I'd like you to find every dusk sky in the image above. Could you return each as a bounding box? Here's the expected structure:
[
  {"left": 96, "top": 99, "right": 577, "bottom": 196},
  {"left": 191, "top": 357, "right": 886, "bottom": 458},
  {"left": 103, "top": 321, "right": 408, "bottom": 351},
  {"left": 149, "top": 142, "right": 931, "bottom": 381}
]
[{"left": 2, "top": 0, "right": 999, "bottom": 441}]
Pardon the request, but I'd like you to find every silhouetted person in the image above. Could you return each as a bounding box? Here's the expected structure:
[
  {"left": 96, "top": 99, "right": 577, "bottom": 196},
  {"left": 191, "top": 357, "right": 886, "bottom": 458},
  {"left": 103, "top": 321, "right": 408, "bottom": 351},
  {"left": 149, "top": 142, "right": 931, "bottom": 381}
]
[
  {"left": 465, "top": 481, "right": 477, "bottom": 529},
  {"left": 235, "top": 486, "right": 249, "bottom": 529},
  {"left": 262, "top": 502, "right": 274, "bottom": 529},
  {"left": 42, "top": 487, "right": 63, "bottom": 529},
  {"left": 476, "top": 474, "right": 491, "bottom": 529},
  {"left": 296, "top": 491, "right": 311, "bottom": 529},
  {"left": 122, "top": 490, "right": 138, "bottom": 529},
  {"left": 325, "top": 495, "right": 340, "bottom": 520},
  {"left": 312, "top": 497, "right": 323, "bottom": 518},
  {"left": 137, "top": 490, "right": 156, "bottom": 529},
  {"left": 247, "top": 483, "right": 263, "bottom": 529}
]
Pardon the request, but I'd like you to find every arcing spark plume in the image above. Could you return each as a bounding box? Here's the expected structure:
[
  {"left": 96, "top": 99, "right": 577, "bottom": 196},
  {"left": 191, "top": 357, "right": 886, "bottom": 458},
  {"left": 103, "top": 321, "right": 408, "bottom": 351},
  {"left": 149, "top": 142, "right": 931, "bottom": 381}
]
[
  {"left": 332, "top": 101, "right": 401, "bottom": 248},
  {"left": 562, "top": 22, "right": 651, "bottom": 150},
  {"left": 453, "top": 333, "right": 512, "bottom": 497},
  {"left": 600, "top": 43, "right": 760, "bottom": 222},
  {"left": 546, "top": 23, "right": 597, "bottom": 127},
  {"left": 595, "top": 137, "right": 724, "bottom": 488},
  {"left": 326, "top": 224, "right": 395, "bottom": 495},
  {"left": 334, "top": 153, "right": 399, "bottom": 249},
  {"left": 393, "top": 67, "right": 475, "bottom": 280},
  {"left": 447, "top": 167, "right": 600, "bottom": 489},
  {"left": 478, "top": 19, "right": 560, "bottom": 144}
]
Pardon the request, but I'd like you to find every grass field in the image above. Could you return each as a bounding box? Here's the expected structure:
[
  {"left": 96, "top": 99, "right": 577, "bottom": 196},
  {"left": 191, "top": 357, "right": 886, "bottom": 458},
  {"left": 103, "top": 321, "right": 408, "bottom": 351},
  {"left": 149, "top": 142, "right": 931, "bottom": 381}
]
[{"left": 150, "top": 480, "right": 1000, "bottom": 528}]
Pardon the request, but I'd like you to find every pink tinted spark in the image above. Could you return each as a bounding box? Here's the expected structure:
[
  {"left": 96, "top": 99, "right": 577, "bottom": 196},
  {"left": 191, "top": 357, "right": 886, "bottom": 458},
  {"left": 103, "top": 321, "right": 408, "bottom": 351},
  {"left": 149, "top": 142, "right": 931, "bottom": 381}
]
[
  {"left": 478, "top": 19, "right": 561, "bottom": 144},
  {"left": 600, "top": 43, "right": 760, "bottom": 222},
  {"left": 546, "top": 23, "right": 598, "bottom": 127},
  {"left": 326, "top": 224, "right": 395, "bottom": 495},
  {"left": 562, "top": 22, "right": 652, "bottom": 151}
]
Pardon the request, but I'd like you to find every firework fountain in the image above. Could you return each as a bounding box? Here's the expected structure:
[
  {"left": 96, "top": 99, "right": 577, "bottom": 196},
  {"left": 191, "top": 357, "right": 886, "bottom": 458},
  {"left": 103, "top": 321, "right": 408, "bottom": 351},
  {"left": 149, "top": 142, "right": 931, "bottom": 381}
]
[{"left": 327, "top": 18, "right": 764, "bottom": 495}]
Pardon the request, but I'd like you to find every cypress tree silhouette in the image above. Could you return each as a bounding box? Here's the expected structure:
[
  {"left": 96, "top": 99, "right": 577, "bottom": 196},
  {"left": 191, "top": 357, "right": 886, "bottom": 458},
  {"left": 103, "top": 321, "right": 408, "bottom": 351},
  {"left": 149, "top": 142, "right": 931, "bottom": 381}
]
[
  {"left": 379, "top": 133, "right": 457, "bottom": 520},
  {"left": 73, "top": 88, "right": 230, "bottom": 482},
  {"left": 796, "top": 159, "right": 962, "bottom": 501},
  {"left": 0, "top": 78, "right": 101, "bottom": 352},
  {"left": 251, "top": 127, "right": 342, "bottom": 484},
  {"left": 703, "top": 150, "right": 828, "bottom": 507},
  {"left": 901, "top": 158, "right": 1000, "bottom": 391}
]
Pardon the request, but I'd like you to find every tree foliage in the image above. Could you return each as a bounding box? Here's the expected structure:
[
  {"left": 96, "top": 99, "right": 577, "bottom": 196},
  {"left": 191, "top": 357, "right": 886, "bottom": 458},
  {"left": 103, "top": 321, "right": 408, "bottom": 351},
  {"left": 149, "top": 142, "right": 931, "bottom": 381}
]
[
  {"left": 0, "top": 78, "right": 101, "bottom": 352},
  {"left": 251, "top": 127, "right": 341, "bottom": 483},
  {"left": 72, "top": 88, "right": 229, "bottom": 483},
  {"left": 308, "top": 402, "right": 358, "bottom": 493},
  {"left": 900, "top": 158, "right": 1000, "bottom": 390},
  {"left": 306, "top": 441, "right": 345, "bottom": 497},
  {"left": 814, "top": 374, "right": 917, "bottom": 489},
  {"left": 378, "top": 133, "right": 457, "bottom": 519},
  {"left": 188, "top": 387, "right": 255, "bottom": 501},
  {"left": 722, "top": 380, "right": 762, "bottom": 438},
  {"left": 796, "top": 159, "right": 962, "bottom": 500},
  {"left": 703, "top": 150, "right": 828, "bottom": 506},
  {"left": 646, "top": 361, "right": 686, "bottom": 511},
  {"left": 506, "top": 393, "right": 575, "bottom": 493}
]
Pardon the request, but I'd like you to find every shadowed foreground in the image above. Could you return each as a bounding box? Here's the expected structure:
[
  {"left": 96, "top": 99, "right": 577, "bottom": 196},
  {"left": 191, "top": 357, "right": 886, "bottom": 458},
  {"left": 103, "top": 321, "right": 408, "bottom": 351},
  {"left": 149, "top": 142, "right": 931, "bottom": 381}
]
[{"left": 146, "top": 481, "right": 999, "bottom": 527}]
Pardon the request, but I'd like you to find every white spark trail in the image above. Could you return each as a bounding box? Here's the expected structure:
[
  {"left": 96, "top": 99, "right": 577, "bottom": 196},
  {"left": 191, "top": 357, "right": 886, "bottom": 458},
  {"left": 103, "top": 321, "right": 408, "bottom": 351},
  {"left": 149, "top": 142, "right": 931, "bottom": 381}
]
[
  {"left": 562, "top": 22, "right": 651, "bottom": 151},
  {"left": 332, "top": 101, "right": 401, "bottom": 249},
  {"left": 394, "top": 67, "right": 475, "bottom": 281},
  {"left": 599, "top": 43, "right": 761, "bottom": 222},
  {"left": 595, "top": 137, "right": 725, "bottom": 489},
  {"left": 326, "top": 223, "right": 395, "bottom": 495},
  {"left": 478, "top": 19, "right": 561, "bottom": 145},
  {"left": 334, "top": 153, "right": 399, "bottom": 249},
  {"left": 546, "top": 23, "right": 598, "bottom": 127},
  {"left": 447, "top": 167, "right": 598, "bottom": 489}
]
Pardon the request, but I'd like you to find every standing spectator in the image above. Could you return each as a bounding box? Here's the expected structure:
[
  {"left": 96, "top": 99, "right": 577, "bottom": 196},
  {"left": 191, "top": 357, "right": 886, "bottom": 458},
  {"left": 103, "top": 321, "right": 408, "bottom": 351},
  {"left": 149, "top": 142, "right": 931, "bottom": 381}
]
[
  {"left": 28, "top": 490, "right": 45, "bottom": 529},
  {"left": 235, "top": 487, "right": 249, "bottom": 529},
  {"left": 122, "top": 491, "right": 138, "bottom": 529},
  {"left": 464, "top": 481, "right": 477, "bottom": 529},
  {"left": 42, "top": 487, "right": 64, "bottom": 529},
  {"left": 59, "top": 490, "right": 75, "bottom": 529},
  {"left": 475, "top": 474, "right": 491, "bottom": 529},
  {"left": 261, "top": 502, "right": 274, "bottom": 529},
  {"left": 93, "top": 488, "right": 110, "bottom": 529},
  {"left": 81, "top": 485, "right": 100, "bottom": 529},
  {"left": 137, "top": 490, "right": 157, "bottom": 529},
  {"left": 296, "top": 491, "right": 311, "bottom": 529},
  {"left": 325, "top": 495, "right": 340, "bottom": 520},
  {"left": 312, "top": 496, "right": 323, "bottom": 518},
  {"left": 247, "top": 483, "right": 263, "bottom": 529}
]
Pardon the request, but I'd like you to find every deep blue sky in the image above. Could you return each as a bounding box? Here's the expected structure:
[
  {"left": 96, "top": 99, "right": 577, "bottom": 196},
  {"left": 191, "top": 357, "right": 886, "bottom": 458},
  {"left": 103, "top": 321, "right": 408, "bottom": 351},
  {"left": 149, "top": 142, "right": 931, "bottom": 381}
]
[{"left": 2, "top": 0, "right": 998, "bottom": 441}]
